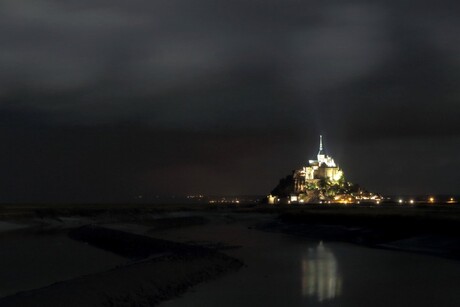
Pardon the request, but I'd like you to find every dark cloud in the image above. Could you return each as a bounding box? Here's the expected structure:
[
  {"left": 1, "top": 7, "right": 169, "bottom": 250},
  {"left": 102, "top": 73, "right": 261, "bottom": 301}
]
[{"left": 0, "top": 0, "right": 459, "bottom": 201}]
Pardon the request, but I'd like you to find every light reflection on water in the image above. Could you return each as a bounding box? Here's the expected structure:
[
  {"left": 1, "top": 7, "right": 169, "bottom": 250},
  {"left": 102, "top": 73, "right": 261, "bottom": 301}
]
[{"left": 302, "top": 241, "right": 342, "bottom": 302}]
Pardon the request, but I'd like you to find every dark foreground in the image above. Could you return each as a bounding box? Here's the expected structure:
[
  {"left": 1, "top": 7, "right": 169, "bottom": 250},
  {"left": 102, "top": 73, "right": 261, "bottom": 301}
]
[{"left": 1, "top": 203, "right": 460, "bottom": 306}]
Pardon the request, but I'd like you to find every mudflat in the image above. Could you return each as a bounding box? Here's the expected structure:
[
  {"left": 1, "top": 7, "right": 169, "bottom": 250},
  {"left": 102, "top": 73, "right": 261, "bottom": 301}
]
[{"left": 1, "top": 203, "right": 460, "bottom": 306}]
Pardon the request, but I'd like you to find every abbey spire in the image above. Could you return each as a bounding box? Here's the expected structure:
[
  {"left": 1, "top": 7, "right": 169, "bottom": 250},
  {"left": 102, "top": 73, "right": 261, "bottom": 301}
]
[
  {"left": 317, "top": 135, "right": 325, "bottom": 162},
  {"left": 318, "top": 135, "right": 324, "bottom": 153}
]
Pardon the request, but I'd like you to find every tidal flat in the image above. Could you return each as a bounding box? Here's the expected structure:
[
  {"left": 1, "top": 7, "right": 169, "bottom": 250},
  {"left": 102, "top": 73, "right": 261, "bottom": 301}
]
[{"left": 1, "top": 203, "right": 460, "bottom": 306}]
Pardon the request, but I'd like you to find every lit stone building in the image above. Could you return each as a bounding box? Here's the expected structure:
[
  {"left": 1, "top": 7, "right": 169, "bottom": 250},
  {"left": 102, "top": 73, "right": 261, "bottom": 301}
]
[
  {"left": 268, "top": 135, "right": 382, "bottom": 204},
  {"left": 293, "top": 135, "right": 343, "bottom": 194}
]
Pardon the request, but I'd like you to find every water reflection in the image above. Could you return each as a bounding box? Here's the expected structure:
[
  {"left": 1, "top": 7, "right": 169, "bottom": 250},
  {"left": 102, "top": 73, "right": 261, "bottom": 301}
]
[{"left": 302, "top": 241, "right": 342, "bottom": 302}]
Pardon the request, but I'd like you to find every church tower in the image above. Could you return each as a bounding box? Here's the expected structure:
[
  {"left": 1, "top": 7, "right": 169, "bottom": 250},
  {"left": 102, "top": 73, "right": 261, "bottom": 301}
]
[{"left": 317, "top": 135, "right": 326, "bottom": 164}]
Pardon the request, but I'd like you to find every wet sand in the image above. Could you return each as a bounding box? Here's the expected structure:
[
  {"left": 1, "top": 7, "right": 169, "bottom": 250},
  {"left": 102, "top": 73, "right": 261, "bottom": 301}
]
[
  {"left": 0, "top": 252, "right": 242, "bottom": 307},
  {"left": 0, "top": 221, "right": 28, "bottom": 232},
  {"left": 0, "top": 232, "right": 127, "bottom": 298},
  {"left": 156, "top": 214, "right": 460, "bottom": 307},
  {"left": 2, "top": 204, "right": 460, "bottom": 306},
  {"left": 0, "top": 224, "right": 242, "bottom": 306}
]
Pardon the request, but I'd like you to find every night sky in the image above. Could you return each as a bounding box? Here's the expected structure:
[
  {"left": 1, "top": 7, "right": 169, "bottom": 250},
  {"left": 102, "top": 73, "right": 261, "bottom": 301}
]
[{"left": 1, "top": 0, "right": 459, "bottom": 203}]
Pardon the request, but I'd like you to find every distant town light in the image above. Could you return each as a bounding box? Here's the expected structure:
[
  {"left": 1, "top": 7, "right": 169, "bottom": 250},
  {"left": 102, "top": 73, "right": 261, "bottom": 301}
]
[
  {"left": 429, "top": 197, "right": 435, "bottom": 203},
  {"left": 398, "top": 199, "right": 403, "bottom": 204},
  {"left": 409, "top": 199, "right": 414, "bottom": 204}
]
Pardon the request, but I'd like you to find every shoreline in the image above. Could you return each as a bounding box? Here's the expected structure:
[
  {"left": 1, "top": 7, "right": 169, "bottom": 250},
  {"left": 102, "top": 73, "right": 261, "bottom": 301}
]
[
  {"left": 0, "top": 225, "right": 243, "bottom": 306},
  {"left": 2, "top": 204, "right": 460, "bottom": 305}
]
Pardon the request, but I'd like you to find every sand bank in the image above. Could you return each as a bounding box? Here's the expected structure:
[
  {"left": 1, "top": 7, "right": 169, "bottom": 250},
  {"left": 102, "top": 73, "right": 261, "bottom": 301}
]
[{"left": 0, "top": 225, "right": 242, "bottom": 307}]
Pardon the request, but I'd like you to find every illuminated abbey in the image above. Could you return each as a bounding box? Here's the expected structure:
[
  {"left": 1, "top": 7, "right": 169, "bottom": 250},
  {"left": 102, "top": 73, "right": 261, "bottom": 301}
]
[
  {"left": 268, "top": 135, "right": 382, "bottom": 204},
  {"left": 293, "top": 135, "right": 343, "bottom": 194}
]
